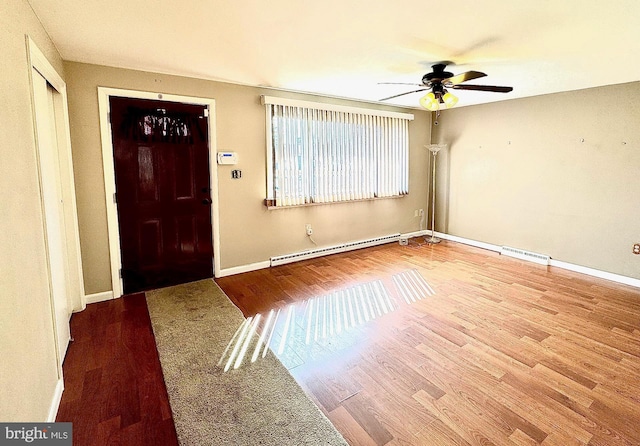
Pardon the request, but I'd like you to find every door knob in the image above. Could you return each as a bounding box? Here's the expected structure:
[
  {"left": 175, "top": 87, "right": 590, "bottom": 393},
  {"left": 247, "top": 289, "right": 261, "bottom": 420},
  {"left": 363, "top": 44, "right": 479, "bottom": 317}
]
[{"left": 202, "top": 198, "right": 212, "bottom": 205}]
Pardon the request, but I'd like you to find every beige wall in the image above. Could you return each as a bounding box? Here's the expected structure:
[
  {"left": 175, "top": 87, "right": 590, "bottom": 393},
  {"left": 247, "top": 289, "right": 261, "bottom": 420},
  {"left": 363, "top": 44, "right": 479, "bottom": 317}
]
[
  {"left": 0, "top": 0, "right": 66, "bottom": 420},
  {"left": 64, "top": 62, "right": 432, "bottom": 294},
  {"left": 432, "top": 82, "right": 640, "bottom": 279}
]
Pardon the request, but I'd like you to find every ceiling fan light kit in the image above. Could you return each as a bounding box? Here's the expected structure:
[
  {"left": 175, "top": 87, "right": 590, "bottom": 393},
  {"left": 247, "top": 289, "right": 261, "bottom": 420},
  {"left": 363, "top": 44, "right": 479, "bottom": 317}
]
[
  {"left": 419, "top": 92, "right": 439, "bottom": 111},
  {"left": 419, "top": 90, "right": 458, "bottom": 111},
  {"left": 442, "top": 91, "right": 458, "bottom": 108},
  {"left": 380, "top": 62, "right": 513, "bottom": 110}
]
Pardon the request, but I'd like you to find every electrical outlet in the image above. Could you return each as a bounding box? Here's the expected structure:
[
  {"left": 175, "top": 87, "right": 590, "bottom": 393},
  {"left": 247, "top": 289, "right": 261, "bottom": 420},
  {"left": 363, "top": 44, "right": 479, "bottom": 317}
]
[
  {"left": 633, "top": 243, "right": 640, "bottom": 255},
  {"left": 414, "top": 210, "right": 419, "bottom": 217},
  {"left": 305, "top": 224, "right": 313, "bottom": 236}
]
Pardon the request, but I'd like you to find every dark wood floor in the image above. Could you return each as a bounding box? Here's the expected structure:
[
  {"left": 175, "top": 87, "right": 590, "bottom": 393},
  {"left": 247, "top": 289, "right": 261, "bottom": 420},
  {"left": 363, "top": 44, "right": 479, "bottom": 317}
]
[
  {"left": 58, "top": 240, "right": 640, "bottom": 446},
  {"left": 56, "top": 293, "right": 179, "bottom": 445}
]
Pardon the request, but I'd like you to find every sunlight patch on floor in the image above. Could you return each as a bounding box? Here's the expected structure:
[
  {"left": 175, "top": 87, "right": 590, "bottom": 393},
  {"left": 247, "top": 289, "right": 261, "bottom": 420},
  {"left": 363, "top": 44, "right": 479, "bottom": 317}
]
[{"left": 218, "top": 269, "right": 435, "bottom": 371}]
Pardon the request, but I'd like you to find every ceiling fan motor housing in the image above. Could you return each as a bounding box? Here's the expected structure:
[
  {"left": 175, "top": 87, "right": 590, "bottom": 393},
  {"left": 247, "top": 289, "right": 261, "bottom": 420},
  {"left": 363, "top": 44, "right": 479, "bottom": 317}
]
[{"left": 422, "top": 63, "right": 454, "bottom": 84}]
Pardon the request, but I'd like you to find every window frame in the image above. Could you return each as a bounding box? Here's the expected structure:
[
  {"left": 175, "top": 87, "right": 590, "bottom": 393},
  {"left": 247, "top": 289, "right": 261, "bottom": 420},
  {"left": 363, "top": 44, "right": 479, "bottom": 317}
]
[{"left": 262, "top": 95, "right": 414, "bottom": 208}]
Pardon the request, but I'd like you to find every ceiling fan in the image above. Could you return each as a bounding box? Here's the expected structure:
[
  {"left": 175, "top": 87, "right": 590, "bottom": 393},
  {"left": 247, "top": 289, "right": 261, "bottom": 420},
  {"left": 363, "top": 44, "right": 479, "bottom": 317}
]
[{"left": 379, "top": 62, "right": 513, "bottom": 110}]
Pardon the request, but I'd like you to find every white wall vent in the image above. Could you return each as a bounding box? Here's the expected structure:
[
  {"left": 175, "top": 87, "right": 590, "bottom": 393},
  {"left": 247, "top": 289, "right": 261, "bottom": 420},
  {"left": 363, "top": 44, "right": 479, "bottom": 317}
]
[
  {"left": 270, "top": 233, "right": 400, "bottom": 267},
  {"left": 500, "top": 246, "right": 551, "bottom": 266}
]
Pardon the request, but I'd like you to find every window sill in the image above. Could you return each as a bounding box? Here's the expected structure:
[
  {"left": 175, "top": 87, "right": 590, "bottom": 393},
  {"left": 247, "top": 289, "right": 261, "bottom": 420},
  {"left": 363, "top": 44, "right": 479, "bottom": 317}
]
[{"left": 263, "top": 194, "right": 406, "bottom": 210}]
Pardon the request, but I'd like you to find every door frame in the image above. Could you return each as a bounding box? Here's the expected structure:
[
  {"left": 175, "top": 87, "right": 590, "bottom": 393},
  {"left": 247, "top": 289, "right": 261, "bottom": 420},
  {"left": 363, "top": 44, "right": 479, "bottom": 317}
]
[
  {"left": 26, "top": 36, "right": 86, "bottom": 420},
  {"left": 98, "top": 87, "right": 221, "bottom": 298},
  {"left": 27, "top": 37, "right": 85, "bottom": 314}
]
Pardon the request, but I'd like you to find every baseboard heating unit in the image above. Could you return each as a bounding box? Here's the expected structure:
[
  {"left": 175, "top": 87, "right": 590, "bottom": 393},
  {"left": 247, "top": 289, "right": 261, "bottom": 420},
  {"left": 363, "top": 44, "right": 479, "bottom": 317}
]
[
  {"left": 270, "top": 233, "right": 401, "bottom": 267},
  {"left": 500, "top": 246, "right": 550, "bottom": 266}
]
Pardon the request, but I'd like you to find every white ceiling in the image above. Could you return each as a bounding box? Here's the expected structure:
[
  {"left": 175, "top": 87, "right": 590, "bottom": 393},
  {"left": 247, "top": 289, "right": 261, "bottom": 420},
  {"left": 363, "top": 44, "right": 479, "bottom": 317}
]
[{"left": 28, "top": 0, "right": 640, "bottom": 109}]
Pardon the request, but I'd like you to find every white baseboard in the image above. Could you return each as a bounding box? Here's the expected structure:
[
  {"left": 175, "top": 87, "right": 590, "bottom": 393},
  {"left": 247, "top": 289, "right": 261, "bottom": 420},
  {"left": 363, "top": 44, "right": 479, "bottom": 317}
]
[
  {"left": 110, "top": 230, "right": 638, "bottom": 289},
  {"left": 217, "top": 231, "right": 494, "bottom": 278},
  {"left": 216, "top": 261, "right": 271, "bottom": 278},
  {"left": 85, "top": 290, "right": 114, "bottom": 304},
  {"left": 432, "top": 231, "right": 639, "bottom": 289},
  {"left": 215, "top": 231, "right": 489, "bottom": 278},
  {"left": 400, "top": 229, "right": 429, "bottom": 238},
  {"left": 216, "top": 230, "right": 422, "bottom": 277},
  {"left": 549, "top": 259, "right": 640, "bottom": 289},
  {"left": 47, "top": 378, "right": 64, "bottom": 422},
  {"left": 434, "top": 231, "right": 501, "bottom": 252}
]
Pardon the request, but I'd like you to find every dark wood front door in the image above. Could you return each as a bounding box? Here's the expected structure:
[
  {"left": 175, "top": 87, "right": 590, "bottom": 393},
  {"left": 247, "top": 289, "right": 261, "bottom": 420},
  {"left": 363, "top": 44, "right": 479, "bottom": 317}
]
[{"left": 109, "top": 97, "right": 213, "bottom": 294}]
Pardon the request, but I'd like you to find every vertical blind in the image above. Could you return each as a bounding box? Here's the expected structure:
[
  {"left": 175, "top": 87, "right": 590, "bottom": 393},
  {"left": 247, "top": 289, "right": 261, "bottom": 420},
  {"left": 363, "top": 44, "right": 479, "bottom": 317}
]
[{"left": 263, "top": 96, "right": 414, "bottom": 207}]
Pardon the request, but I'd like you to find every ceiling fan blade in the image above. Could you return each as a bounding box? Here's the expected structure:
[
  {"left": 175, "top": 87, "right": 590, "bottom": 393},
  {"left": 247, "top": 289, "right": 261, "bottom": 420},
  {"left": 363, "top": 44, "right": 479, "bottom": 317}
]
[
  {"left": 452, "top": 84, "right": 513, "bottom": 93},
  {"left": 445, "top": 70, "right": 487, "bottom": 85},
  {"left": 379, "top": 88, "right": 427, "bottom": 101}
]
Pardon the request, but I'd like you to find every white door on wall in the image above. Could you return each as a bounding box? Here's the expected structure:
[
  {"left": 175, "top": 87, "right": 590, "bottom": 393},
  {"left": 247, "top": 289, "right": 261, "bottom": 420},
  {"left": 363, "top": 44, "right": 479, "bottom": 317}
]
[{"left": 32, "top": 68, "right": 71, "bottom": 364}]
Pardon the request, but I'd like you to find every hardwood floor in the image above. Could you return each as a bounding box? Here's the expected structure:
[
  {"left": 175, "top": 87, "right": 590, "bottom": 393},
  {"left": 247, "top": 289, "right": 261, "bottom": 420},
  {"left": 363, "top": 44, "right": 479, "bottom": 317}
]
[
  {"left": 56, "top": 293, "right": 179, "bottom": 445},
  {"left": 217, "top": 240, "right": 640, "bottom": 446},
  {"left": 58, "top": 240, "right": 640, "bottom": 445}
]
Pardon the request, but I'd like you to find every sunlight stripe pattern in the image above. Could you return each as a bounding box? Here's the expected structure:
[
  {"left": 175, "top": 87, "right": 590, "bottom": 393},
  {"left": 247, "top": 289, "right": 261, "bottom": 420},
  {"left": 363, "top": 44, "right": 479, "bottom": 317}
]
[
  {"left": 219, "top": 270, "right": 436, "bottom": 370},
  {"left": 392, "top": 269, "right": 435, "bottom": 304},
  {"left": 218, "top": 280, "right": 394, "bottom": 370}
]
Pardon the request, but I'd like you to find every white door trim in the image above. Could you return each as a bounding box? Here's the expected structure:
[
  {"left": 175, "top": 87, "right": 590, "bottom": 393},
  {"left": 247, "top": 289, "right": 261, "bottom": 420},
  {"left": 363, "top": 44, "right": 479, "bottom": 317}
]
[
  {"left": 97, "top": 87, "right": 221, "bottom": 298},
  {"left": 26, "top": 36, "right": 85, "bottom": 314},
  {"left": 26, "top": 35, "right": 86, "bottom": 418}
]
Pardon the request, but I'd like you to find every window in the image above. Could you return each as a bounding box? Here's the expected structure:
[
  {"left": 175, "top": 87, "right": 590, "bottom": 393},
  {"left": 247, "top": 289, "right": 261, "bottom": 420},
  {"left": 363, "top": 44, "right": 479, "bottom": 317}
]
[{"left": 262, "top": 96, "right": 414, "bottom": 207}]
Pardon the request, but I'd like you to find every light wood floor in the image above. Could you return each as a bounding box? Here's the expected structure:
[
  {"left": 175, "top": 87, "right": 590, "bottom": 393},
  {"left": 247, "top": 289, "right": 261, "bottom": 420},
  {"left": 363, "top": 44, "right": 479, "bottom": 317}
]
[{"left": 217, "top": 239, "right": 640, "bottom": 446}]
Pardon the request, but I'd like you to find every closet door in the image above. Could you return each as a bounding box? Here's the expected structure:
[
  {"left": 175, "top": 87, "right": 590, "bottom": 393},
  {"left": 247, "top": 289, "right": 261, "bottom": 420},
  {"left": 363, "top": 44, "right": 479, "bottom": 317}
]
[{"left": 32, "top": 68, "right": 71, "bottom": 363}]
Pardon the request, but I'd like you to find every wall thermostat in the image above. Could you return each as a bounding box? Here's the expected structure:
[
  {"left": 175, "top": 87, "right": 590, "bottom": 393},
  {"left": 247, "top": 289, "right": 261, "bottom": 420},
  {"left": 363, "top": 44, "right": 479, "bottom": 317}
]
[{"left": 217, "top": 152, "right": 238, "bottom": 165}]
